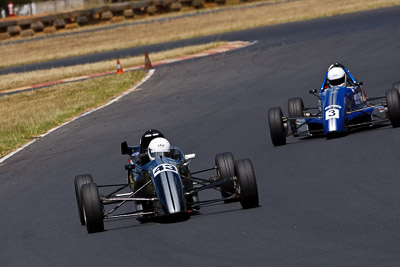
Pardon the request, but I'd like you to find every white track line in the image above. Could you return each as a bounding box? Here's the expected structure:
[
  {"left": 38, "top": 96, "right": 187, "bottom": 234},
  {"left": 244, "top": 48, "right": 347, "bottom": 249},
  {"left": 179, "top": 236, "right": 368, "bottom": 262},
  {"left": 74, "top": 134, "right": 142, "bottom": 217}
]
[{"left": 0, "top": 69, "right": 155, "bottom": 164}]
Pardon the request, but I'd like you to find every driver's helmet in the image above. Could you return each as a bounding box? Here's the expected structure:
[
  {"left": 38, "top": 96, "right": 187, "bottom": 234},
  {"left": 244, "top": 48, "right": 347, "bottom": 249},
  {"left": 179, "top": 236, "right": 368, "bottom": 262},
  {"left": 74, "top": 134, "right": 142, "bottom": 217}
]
[
  {"left": 327, "top": 67, "right": 347, "bottom": 87},
  {"left": 140, "top": 129, "right": 164, "bottom": 154},
  {"left": 148, "top": 137, "right": 171, "bottom": 160}
]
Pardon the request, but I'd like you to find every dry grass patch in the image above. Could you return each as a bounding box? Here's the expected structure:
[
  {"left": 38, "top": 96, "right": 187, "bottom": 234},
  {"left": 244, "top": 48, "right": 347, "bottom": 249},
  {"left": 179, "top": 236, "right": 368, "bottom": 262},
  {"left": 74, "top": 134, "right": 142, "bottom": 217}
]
[
  {"left": 0, "top": 42, "right": 225, "bottom": 92},
  {"left": 0, "top": 0, "right": 399, "bottom": 69},
  {"left": 0, "top": 71, "right": 146, "bottom": 157}
]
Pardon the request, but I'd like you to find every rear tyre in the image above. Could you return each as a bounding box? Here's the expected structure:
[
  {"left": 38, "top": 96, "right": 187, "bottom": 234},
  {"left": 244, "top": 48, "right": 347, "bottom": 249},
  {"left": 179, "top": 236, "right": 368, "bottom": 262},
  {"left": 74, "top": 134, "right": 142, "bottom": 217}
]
[
  {"left": 386, "top": 89, "right": 400, "bottom": 127},
  {"left": 268, "top": 107, "right": 286, "bottom": 146},
  {"left": 288, "top": 97, "right": 304, "bottom": 135},
  {"left": 81, "top": 183, "right": 104, "bottom": 233},
  {"left": 288, "top": 97, "right": 304, "bottom": 117},
  {"left": 215, "top": 152, "right": 236, "bottom": 201},
  {"left": 74, "top": 174, "right": 93, "bottom": 225},
  {"left": 234, "top": 159, "right": 259, "bottom": 209}
]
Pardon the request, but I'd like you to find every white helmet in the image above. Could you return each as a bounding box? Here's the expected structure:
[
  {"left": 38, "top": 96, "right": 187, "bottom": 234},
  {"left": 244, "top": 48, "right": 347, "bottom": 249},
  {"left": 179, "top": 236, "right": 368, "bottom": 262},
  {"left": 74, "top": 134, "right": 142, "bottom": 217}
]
[
  {"left": 148, "top": 137, "right": 171, "bottom": 160},
  {"left": 327, "top": 67, "right": 347, "bottom": 87}
]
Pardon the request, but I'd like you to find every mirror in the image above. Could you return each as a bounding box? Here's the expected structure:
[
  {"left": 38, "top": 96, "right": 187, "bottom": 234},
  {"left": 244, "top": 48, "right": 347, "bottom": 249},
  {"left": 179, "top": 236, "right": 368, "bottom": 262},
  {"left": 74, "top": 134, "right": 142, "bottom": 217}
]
[
  {"left": 184, "top": 153, "right": 196, "bottom": 164},
  {"left": 121, "top": 141, "right": 129, "bottom": 155}
]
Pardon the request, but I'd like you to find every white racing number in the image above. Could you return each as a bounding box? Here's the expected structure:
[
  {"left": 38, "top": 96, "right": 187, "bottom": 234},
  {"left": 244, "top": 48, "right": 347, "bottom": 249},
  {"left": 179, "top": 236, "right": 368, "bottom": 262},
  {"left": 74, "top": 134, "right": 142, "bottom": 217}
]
[
  {"left": 153, "top": 164, "right": 179, "bottom": 177},
  {"left": 325, "top": 108, "right": 339, "bottom": 120}
]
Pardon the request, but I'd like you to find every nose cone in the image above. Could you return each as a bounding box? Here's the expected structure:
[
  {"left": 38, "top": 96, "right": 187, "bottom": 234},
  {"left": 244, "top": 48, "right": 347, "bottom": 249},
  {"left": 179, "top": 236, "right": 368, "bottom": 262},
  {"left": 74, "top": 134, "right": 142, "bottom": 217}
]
[{"left": 155, "top": 171, "right": 184, "bottom": 215}]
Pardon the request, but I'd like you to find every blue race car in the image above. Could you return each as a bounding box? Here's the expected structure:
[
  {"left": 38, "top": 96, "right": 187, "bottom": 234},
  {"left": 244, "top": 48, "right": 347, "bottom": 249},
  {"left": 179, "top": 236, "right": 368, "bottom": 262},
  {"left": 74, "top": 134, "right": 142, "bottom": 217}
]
[{"left": 268, "top": 63, "right": 400, "bottom": 146}]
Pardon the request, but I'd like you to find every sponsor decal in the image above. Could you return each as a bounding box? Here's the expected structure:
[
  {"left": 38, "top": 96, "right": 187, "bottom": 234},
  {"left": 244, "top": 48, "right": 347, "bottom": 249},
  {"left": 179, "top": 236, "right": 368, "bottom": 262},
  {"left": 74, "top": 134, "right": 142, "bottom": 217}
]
[
  {"left": 325, "top": 104, "right": 342, "bottom": 110},
  {"left": 145, "top": 133, "right": 160, "bottom": 137},
  {"left": 153, "top": 164, "right": 179, "bottom": 177}
]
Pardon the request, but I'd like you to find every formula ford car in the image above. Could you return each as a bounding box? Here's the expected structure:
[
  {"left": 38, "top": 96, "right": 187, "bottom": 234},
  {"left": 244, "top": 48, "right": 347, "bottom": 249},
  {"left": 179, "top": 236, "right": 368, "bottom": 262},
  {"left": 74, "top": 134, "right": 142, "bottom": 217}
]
[
  {"left": 74, "top": 130, "right": 259, "bottom": 233},
  {"left": 268, "top": 63, "right": 400, "bottom": 146}
]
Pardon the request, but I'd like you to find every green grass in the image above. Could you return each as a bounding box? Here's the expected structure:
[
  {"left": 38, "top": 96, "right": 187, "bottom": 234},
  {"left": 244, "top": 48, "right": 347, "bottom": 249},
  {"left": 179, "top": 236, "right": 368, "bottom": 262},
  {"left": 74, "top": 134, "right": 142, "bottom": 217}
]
[{"left": 0, "top": 71, "right": 147, "bottom": 157}]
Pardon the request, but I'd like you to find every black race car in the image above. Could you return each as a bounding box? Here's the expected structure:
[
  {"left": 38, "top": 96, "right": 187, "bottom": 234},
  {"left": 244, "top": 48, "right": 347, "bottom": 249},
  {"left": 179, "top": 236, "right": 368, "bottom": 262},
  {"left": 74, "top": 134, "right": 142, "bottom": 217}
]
[{"left": 74, "top": 129, "right": 259, "bottom": 233}]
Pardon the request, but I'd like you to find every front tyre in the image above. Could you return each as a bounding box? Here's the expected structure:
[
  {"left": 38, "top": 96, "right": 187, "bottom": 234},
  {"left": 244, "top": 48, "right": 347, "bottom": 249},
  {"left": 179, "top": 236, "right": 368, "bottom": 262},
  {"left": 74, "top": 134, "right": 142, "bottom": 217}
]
[
  {"left": 268, "top": 107, "right": 286, "bottom": 146},
  {"left": 81, "top": 183, "right": 104, "bottom": 233},
  {"left": 235, "top": 159, "right": 259, "bottom": 209},
  {"left": 74, "top": 174, "right": 93, "bottom": 225},
  {"left": 386, "top": 89, "right": 400, "bottom": 127}
]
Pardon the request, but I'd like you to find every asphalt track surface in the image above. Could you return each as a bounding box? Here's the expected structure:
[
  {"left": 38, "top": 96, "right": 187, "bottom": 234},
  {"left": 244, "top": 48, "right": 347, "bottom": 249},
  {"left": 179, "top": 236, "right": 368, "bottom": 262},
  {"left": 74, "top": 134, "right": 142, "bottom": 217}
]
[{"left": 1, "top": 6, "right": 400, "bottom": 266}]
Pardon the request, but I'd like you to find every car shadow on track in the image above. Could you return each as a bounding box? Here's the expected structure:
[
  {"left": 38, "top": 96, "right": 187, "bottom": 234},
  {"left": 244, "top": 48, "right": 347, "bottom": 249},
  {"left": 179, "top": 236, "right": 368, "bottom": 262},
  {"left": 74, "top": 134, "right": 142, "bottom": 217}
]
[
  {"left": 102, "top": 203, "right": 260, "bottom": 232},
  {"left": 287, "top": 124, "right": 392, "bottom": 145}
]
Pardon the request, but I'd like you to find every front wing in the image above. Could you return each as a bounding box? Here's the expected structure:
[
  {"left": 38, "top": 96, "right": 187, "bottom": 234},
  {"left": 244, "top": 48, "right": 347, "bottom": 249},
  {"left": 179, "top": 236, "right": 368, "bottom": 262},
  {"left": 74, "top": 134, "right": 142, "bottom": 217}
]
[{"left": 289, "top": 103, "right": 388, "bottom": 137}]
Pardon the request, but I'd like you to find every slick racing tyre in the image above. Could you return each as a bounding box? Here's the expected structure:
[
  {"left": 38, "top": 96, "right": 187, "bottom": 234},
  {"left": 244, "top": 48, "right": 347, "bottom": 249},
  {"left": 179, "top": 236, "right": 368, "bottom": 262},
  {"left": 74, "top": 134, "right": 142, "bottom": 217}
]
[
  {"left": 386, "top": 89, "right": 400, "bottom": 127},
  {"left": 268, "top": 107, "right": 286, "bottom": 146},
  {"left": 74, "top": 174, "right": 93, "bottom": 225},
  {"left": 288, "top": 97, "right": 304, "bottom": 136},
  {"left": 81, "top": 183, "right": 104, "bottom": 233},
  {"left": 215, "top": 152, "right": 236, "bottom": 201},
  {"left": 234, "top": 159, "right": 259, "bottom": 209},
  {"left": 288, "top": 97, "right": 304, "bottom": 117}
]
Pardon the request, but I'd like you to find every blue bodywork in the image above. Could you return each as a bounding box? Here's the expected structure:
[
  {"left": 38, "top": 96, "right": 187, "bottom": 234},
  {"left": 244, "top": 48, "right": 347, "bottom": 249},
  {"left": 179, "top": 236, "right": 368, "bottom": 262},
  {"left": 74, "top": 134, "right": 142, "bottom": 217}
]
[
  {"left": 293, "top": 65, "right": 387, "bottom": 137},
  {"left": 128, "top": 145, "right": 188, "bottom": 216},
  {"left": 144, "top": 156, "right": 185, "bottom": 214}
]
